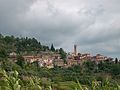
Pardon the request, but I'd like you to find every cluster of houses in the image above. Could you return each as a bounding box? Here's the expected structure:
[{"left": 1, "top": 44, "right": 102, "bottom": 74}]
[{"left": 9, "top": 45, "right": 114, "bottom": 68}]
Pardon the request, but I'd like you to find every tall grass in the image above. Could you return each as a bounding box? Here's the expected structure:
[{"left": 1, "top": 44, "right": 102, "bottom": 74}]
[{"left": 0, "top": 69, "right": 119, "bottom": 90}]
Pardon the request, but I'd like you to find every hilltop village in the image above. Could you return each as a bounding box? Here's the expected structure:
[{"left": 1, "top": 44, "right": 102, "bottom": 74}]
[
  {"left": 9, "top": 45, "right": 114, "bottom": 68},
  {"left": 0, "top": 35, "right": 120, "bottom": 90}
]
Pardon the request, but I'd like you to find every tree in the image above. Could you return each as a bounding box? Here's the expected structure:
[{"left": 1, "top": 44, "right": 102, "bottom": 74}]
[
  {"left": 111, "top": 64, "right": 120, "bottom": 75},
  {"left": 59, "top": 48, "right": 66, "bottom": 59},
  {"left": 50, "top": 44, "right": 55, "bottom": 52},
  {"left": 83, "top": 61, "right": 96, "bottom": 73},
  {"left": 0, "top": 33, "right": 3, "bottom": 39},
  {"left": 115, "top": 58, "right": 118, "bottom": 64},
  {"left": 4, "top": 35, "right": 15, "bottom": 44},
  {"left": 16, "top": 55, "right": 26, "bottom": 68},
  {"left": 0, "top": 48, "right": 7, "bottom": 58},
  {"left": 59, "top": 48, "right": 67, "bottom": 63}
]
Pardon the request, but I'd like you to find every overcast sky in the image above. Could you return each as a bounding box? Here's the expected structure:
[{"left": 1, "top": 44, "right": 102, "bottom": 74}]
[{"left": 0, "top": 0, "right": 120, "bottom": 58}]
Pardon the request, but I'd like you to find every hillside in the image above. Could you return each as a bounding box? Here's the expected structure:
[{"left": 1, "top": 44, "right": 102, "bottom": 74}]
[
  {"left": 0, "top": 34, "right": 55, "bottom": 56},
  {"left": 0, "top": 34, "right": 120, "bottom": 90}
]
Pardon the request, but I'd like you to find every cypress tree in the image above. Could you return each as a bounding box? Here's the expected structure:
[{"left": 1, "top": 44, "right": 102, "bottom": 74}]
[{"left": 51, "top": 44, "right": 55, "bottom": 52}]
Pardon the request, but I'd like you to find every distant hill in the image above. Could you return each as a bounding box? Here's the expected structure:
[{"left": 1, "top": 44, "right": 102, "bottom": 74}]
[{"left": 0, "top": 34, "right": 53, "bottom": 56}]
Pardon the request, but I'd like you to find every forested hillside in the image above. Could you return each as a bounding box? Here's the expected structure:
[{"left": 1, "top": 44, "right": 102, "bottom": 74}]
[{"left": 0, "top": 34, "right": 53, "bottom": 56}]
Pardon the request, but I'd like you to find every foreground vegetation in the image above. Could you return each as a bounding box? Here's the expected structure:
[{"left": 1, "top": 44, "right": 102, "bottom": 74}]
[{"left": 0, "top": 69, "right": 119, "bottom": 90}]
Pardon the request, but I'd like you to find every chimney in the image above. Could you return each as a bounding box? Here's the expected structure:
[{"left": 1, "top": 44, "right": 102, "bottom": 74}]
[{"left": 74, "top": 45, "right": 77, "bottom": 55}]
